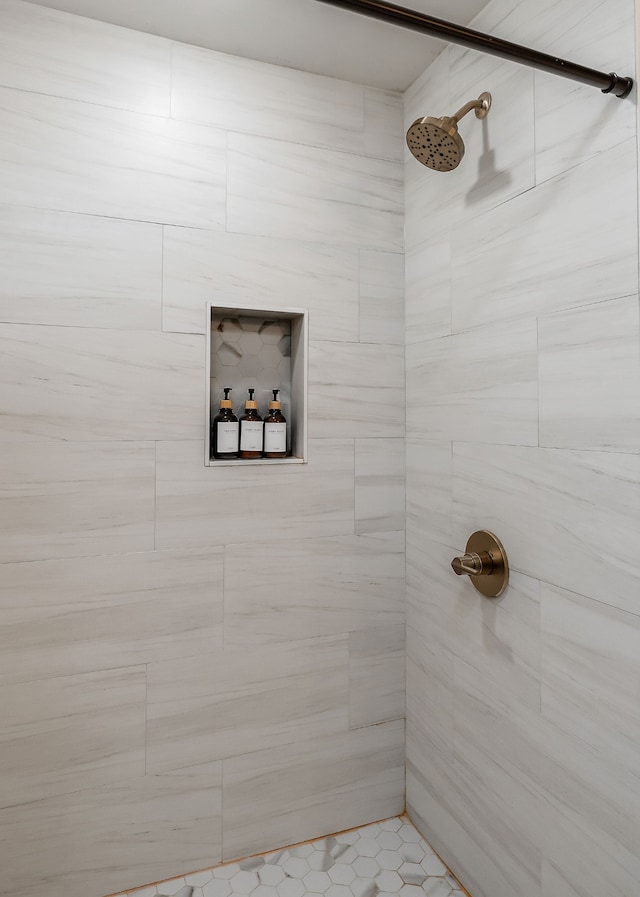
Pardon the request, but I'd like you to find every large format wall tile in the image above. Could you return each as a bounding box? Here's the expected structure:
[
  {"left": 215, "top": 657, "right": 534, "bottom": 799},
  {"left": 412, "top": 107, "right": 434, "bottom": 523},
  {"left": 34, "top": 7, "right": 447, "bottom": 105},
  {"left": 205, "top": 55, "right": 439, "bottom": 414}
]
[
  {"left": 406, "top": 728, "right": 542, "bottom": 897},
  {"left": 227, "top": 133, "right": 403, "bottom": 251},
  {"left": 223, "top": 721, "right": 404, "bottom": 860},
  {"left": 0, "top": 666, "right": 145, "bottom": 809},
  {"left": 0, "top": 441, "right": 155, "bottom": 563},
  {"left": 365, "top": 88, "right": 404, "bottom": 161},
  {"left": 147, "top": 636, "right": 348, "bottom": 773},
  {"left": 309, "top": 341, "right": 405, "bottom": 438},
  {"left": 451, "top": 138, "right": 638, "bottom": 330},
  {"left": 0, "top": 547, "right": 223, "bottom": 685},
  {"left": 349, "top": 625, "right": 405, "bottom": 728},
  {"left": 406, "top": 317, "right": 538, "bottom": 446},
  {"left": 405, "top": 234, "right": 451, "bottom": 344},
  {"left": 0, "top": 765, "right": 222, "bottom": 897},
  {"left": 446, "top": 51, "right": 535, "bottom": 219},
  {"left": 0, "top": 324, "right": 204, "bottom": 441},
  {"left": 359, "top": 250, "right": 405, "bottom": 345},
  {"left": 0, "top": 206, "right": 162, "bottom": 330},
  {"left": 538, "top": 295, "right": 640, "bottom": 453},
  {"left": 454, "top": 657, "right": 640, "bottom": 894},
  {"left": 452, "top": 442, "right": 640, "bottom": 616},
  {"left": 162, "top": 227, "right": 359, "bottom": 340},
  {"left": 533, "top": 0, "right": 636, "bottom": 184},
  {"left": 355, "top": 438, "right": 405, "bottom": 533},
  {"left": 224, "top": 532, "right": 405, "bottom": 646},
  {"left": 541, "top": 583, "right": 640, "bottom": 780},
  {"left": 0, "top": 0, "right": 171, "bottom": 115},
  {"left": 155, "top": 438, "right": 355, "bottom": 549},
  {"left": 0, "top": 87, "right": 226, "bottom": 227},
  {"left": 410, "top": 549, "right": 542, "bottom": 712},
  {"left": 171, "top": 43, "right": 365, "bottom": 153}
]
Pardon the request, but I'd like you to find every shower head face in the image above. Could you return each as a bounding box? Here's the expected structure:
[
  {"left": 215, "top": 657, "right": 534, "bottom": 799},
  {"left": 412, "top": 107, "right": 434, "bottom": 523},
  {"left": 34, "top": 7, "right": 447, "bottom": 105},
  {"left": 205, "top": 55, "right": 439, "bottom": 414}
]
[{"left": 406, "top": 116, "right": 465, "bottom": 171}]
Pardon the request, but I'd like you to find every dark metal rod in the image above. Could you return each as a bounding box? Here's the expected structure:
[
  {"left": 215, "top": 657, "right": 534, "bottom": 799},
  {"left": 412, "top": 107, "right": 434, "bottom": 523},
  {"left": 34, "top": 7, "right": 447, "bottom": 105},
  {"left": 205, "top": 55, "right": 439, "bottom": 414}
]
[{"left": 315, "top": 0, "right": 633, "bottom": 98}]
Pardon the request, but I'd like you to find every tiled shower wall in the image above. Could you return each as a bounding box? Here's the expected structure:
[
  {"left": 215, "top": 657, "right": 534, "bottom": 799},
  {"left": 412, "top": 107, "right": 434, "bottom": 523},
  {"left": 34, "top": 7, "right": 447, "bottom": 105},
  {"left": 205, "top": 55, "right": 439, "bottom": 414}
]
[
  {"left": 0, "top": 2, "right": 405, "bottom": 895},
  {"left": 404, "top": 0, "right": 640, "bottom": 896}
]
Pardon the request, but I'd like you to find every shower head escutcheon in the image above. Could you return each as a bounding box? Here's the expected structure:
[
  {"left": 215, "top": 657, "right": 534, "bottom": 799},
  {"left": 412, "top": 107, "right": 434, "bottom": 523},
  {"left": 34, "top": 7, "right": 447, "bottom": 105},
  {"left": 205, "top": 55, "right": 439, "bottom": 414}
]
[{"left": 406, "top": 91, "right": 491, "bottom": 171}]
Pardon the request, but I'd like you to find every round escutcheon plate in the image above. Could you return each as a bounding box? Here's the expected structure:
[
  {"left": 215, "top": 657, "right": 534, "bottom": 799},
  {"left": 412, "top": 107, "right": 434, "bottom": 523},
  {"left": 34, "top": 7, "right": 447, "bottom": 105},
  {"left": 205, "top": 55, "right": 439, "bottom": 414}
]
[{"left": 465, "top": 530, "right": 509, "bottom": 597}]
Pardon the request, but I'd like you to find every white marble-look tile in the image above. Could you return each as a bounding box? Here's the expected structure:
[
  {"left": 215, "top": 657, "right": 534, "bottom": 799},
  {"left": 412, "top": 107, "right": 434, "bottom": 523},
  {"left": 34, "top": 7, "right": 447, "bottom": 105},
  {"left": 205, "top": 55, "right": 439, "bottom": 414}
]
[
  {"left": 155, "top": 438, "right": 354, "bottom": 550},
  {"left": 404, "top": 49, "right": 535, "bottom": 245},
  {"left": 541, "top": 862, "right": 583, "bottom": 897},
  {"left": 406, "top": 316, "right": 538, "bottom": 446},
  {"left": 405, "top": 438, "right": 452, "bottom": 546},
  {"left": 0, "top": 547, "right": 223, "bottom": 685},
  {"left": 407, "top": 721, "right": 542, "bottom": 897},
  {"left": 359, "top": 250, "right": 404, "bottom": 345},
  {"left": 223, "top": 532, "right": 404, "bottom": 646},
  {"left": 406, "top": 652, "right": 454, "bottom": 759},
  {"left": 162, "top": 228, "right": 359, "bottom": 340},
  {"left": 0, "top": 0, "right": 171, "bottom": 115},
  {"left": 355, "top": 438, "right": 405, "bottom": 534},
  {"left": 171, "top": 43, "right": 365, "bottom": 153},
  {"left": 541, "top": 583, "right": 640, "bottom": 780},
  {"left": 349, "top": 625, "right": 405, "bottom": 728},
  {"left": 454, "top": 654, "right": 640, "bottom": 884},
  {"left": 452, "top": 442, "right": 640, "bottom": 616},
  {"left": 446, "top": 49, "right": 535, "bottom": 219},
  {"left": 451, "top": 137, "right": 638, "bottom": 330},
  {"left": 0, "top": 324, "right": 204, "bottom": 441},
  {"left": 364, "top": 88, "right": 404, "bottom": 161},
  {"left": 0, "top": 206, "right": 162, "bottom": 330},
  {"left": 0, "top": 440, "right": 155, "bottom": 563},
  {"left": 222, "top": 721, "right": 404, "bottom": 860},
  {"left": 432, "top": 560, "right": 542, "bottom": 711},
  {"left": 147, "top": 636, "right": 348, "bottom": 773},
  {"left": 469, "top": 0, "right": 606, "bottom": 48},
  {"left": 0, "top": 87, "right": 226, "bottom": 227},
  {"left": 538, "top": 295, "right": 640, "bottom": 452},
  {"left": 534, "top": 0, "right": 636, "bottom": 184},
  {"left": 0, "top": 765, "right": 222, "bottom": 897},
  {"left": 227, "top": 133, "right": 403, "bottom": 251},
  {"left": 405, "top": 234, "right": 451, "bottom": 344},
  {"left": 308, "top": 341, "right": 405, "bottom": 438},
  {"left": 0, "top": 666, "right": 145, "bottom": 809}
]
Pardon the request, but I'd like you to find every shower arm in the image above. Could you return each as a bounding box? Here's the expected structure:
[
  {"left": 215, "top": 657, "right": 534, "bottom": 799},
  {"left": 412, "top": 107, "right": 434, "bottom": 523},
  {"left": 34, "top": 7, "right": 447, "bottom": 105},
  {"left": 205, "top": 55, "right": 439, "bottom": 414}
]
[{"left": 314, "top": 0, "right": 633, "bottom": 98}]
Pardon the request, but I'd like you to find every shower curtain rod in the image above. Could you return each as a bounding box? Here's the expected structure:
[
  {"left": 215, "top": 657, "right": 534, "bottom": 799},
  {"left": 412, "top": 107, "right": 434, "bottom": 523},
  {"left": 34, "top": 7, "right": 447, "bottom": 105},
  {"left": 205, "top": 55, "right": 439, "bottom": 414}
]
[{"left": 314, "top": 0, "right": 634, "bottom": 98}]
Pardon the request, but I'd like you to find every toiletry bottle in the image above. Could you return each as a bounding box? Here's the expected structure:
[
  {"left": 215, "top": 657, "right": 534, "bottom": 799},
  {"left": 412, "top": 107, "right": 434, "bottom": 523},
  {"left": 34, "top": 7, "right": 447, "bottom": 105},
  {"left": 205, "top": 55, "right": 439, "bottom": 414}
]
[
  {"left": 263, "top": 389, "right": 287, "bottom": 458},
  {"left": 211, "top": 387, "right": 239, "bottom": 460},
  {"left": 239, "top": 388, "right": 263, "bottom": 459}
]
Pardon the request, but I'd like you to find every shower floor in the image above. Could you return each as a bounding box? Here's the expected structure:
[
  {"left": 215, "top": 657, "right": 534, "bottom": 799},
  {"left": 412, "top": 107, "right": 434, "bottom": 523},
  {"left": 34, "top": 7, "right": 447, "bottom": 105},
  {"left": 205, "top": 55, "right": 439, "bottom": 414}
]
[{"left": 113, "top": 817, "right": 467, "bottom": 897}]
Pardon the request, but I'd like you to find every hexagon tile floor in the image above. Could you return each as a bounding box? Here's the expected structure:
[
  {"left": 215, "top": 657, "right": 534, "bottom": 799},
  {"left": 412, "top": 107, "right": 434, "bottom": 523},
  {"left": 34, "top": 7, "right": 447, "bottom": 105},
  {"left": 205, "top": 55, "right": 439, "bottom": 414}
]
[{"left": 109, "top": 817, "right": 468, "bottom": 897}]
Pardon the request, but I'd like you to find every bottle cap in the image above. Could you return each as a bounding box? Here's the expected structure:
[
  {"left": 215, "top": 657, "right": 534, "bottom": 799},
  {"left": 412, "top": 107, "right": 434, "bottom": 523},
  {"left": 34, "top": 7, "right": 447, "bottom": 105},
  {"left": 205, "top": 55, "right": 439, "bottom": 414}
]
[
  {"left": 245, "top": 388, "right": 258, "bottom": 410},
  {"left": 268, "top": 388, "right": 282, "bottom": 410},
  {"left": 220, "top": 387, "right": 233, "bottom": 409}
]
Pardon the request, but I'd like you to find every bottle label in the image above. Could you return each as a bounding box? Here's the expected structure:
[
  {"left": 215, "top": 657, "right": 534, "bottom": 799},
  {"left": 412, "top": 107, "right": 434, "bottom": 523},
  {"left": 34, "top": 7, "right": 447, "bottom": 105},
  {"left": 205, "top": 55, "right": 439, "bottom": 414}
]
[
  {"left": 264, "top": 422, "right": 287, "bottom": 453},
  {"left": 216, "top": 421, "right": 239, "bottom": 454},
  {"left": 240, "top": 420, "right": 263, "bottom": 451}
]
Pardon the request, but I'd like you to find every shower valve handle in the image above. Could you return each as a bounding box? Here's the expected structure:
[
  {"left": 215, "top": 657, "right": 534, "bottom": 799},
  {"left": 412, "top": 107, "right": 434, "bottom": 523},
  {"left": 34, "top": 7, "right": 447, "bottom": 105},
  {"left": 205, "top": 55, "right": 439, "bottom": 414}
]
[{"left": 451, "top": 551, "right": 493, "bottom": 577}]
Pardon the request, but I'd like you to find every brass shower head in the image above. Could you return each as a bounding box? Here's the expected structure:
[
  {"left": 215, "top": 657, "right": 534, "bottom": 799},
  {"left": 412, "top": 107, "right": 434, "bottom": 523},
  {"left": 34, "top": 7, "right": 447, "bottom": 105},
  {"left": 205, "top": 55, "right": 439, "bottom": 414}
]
[{"left": 406, "top": 91, "right": 492, "bottom": 171}]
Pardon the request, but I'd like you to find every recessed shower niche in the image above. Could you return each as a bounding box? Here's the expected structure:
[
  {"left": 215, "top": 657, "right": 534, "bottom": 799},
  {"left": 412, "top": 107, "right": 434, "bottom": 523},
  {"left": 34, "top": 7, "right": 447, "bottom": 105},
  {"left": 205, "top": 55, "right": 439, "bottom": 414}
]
[{"left": 205, "top": 304, "right": 308, "bottom": 466}]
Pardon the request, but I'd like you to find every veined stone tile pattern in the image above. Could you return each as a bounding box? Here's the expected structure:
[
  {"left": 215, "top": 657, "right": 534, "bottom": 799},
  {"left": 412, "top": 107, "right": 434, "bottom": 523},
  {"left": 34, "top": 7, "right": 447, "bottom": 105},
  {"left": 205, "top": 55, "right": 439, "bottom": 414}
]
[{"left": 118, "top": 818, "right": 467, "bottom": 897}]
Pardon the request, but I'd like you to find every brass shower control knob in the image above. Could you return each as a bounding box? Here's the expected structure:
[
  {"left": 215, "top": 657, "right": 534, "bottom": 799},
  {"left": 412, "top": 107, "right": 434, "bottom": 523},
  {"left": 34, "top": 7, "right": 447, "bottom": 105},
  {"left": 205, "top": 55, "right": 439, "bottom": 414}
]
[{"left": 451, "top": 530, "right": 509, "bottom": 597}]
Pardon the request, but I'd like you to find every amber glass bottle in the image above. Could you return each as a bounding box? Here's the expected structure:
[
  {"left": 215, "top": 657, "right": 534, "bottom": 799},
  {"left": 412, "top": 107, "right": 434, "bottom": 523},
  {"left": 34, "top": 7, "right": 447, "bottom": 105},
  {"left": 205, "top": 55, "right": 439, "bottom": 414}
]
[
  {"left": 239, "top": 388, "right": 263, "bottom": 459},
  {"left": 263, "top": 389, "right": 287, "bottom": 458},
  {"left": 211, "top": 387, "right": 239, "bottom": 459}
]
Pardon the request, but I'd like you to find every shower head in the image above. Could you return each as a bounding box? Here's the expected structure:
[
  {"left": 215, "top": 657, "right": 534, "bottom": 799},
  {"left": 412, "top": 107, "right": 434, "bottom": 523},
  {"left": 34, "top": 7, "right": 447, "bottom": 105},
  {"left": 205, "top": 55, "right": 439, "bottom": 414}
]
[{"left": 406, "top": 92, "right": 491, "bottom": 171}]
